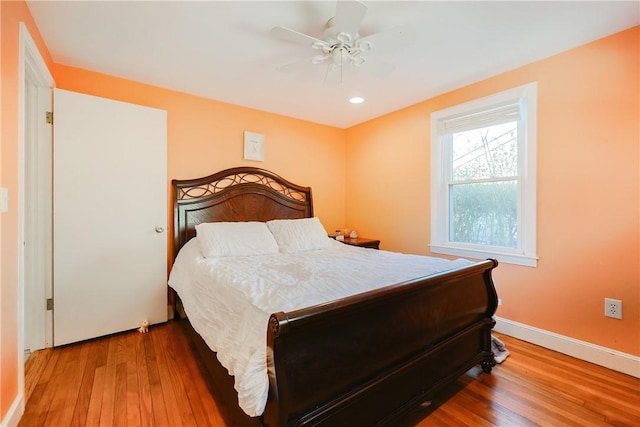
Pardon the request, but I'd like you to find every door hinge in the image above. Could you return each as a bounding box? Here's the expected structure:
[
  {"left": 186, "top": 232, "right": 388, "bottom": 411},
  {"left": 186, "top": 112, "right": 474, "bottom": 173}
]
[
  {"left": 46, "top": 111, "right": 53, "bottom": 124},
  {"left": 46, "top": 298, "right": 53, "bottom": 311}
]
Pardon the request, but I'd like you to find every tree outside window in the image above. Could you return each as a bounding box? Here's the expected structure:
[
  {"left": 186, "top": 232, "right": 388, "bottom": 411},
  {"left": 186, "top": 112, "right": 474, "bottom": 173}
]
[{"left": 450, "top": 122, "right": 518, "bottom": 248}]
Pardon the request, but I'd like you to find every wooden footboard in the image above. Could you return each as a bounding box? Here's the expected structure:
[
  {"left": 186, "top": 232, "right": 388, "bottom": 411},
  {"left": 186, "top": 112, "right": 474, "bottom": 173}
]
[{"left": 264, "top": 258, "right": 498, "bottom": 426}]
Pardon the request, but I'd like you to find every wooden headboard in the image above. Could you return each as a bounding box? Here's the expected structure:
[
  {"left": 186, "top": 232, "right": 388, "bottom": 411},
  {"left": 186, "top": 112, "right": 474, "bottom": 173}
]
[{"left": 172, "top": 167, "right": 313, "bottom": 258}]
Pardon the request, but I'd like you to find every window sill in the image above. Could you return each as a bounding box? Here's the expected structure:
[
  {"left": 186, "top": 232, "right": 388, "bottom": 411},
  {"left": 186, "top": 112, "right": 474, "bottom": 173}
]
[{"left": 430, "top": 244, "right": 537, "bottom": 267}]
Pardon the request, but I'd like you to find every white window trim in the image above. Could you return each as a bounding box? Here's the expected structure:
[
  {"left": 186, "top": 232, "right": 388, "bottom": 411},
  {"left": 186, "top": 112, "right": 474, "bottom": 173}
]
[{"left": 430, "top": 82, "right": 538, "bottom": 267}]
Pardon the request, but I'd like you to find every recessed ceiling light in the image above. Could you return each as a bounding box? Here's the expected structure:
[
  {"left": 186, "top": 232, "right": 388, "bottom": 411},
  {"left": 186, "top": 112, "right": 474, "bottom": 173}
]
[{"left": 349, "top": 96, "right": 364, "bottom": 104}]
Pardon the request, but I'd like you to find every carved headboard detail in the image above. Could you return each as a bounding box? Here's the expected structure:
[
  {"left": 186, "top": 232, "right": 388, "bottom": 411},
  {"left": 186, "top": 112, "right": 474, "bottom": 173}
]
[{"left": 172, "top": 167, "right": 313, "bottom": 258}]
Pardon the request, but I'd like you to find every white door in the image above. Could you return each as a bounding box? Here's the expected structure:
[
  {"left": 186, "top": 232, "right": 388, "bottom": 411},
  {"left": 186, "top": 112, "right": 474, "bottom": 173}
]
[{"left": 53, "top": 88, "right": 167, "bottom": 346}]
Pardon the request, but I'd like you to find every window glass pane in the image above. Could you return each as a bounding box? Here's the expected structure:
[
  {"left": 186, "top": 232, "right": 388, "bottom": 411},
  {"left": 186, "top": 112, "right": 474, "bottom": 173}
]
[
  {"left": 452, "top": 122, "right": 518, "bottom": 181},
  {"left": 450, "top": 181, "right": 518, "bottom": 248}
]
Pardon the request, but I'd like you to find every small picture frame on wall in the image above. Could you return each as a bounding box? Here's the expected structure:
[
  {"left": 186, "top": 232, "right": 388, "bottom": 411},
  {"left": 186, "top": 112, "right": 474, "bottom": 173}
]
[{"left": 244, "top": 131, "right": 265, "bottom": 161}]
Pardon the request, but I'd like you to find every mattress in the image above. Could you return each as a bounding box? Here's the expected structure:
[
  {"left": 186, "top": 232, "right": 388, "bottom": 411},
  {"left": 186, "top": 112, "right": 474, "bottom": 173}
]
[{"left": 168, "top": 238, "right": 472, "bottom": 417}]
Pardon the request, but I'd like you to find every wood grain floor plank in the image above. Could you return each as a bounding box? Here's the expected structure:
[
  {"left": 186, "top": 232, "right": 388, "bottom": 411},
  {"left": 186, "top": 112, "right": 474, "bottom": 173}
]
[
  {"left": 24, "top": 348, "right": 53, "bottom": 404},
  {"left": 157, "top": 323, "right": 200, "bottom": 427},
  {"left": 151, "top": 325, "right": 186, "bottom": 426},
  {"left": 29, "top": 346, "right": 75, "bottom": 427},
  {"left": 43, "top": 342, "right": 90, "bottom": 426},
  {"left": 483, "top": 361, "right": 611, "bottom": 425},
  {"left": 172, "top": 322, "right": 224, "bottom": 426},
  {"left": 20, "top": 349, "right": 60, "bottom": 427},
  {"left": 85, "top": 365, "right": 106, "bottom": 426},
  {"left": 143, "top": 329, "right": 170, "bottom": 427},
  {"left": 113, "top": 361, "right": 129, "bottom": 427},
  {"left": 70, "top": 340, "right": 100, "bottom": 427},
  {"left": 125, "top": 334, "right": 142, "bottom": 426},
  {"left": 163, "top": 324, "right": 212, "bottom": 427},
  {"left": 19, "top": 323, "right": 640, "bottom": 427},
  {"left": 126, "top": 332, "right": 147, "bottom": 427},
  {"left": 98, "top": 334, "right": 118, "bottom": 427},
  {"left": 489, "top": 371, "right": 607, "bottom": 426},
  {"left": 507, "top": 347, "right": 639, "bottom": 425}
]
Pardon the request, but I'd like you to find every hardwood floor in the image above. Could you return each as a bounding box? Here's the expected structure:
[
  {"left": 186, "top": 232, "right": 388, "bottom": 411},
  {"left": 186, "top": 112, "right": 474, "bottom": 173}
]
[{"left": 20, "top": 320, "right": 639, "bottom": 427}]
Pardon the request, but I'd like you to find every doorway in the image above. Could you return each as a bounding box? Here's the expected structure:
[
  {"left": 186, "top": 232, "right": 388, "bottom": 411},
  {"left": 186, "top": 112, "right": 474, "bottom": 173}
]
[{"left": 19, "top": 22, "right": 54, "bottom": 398}]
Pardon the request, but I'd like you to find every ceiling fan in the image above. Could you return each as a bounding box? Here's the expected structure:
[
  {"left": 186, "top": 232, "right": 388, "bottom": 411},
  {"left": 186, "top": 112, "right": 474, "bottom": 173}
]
[{"left": 270, "top": 0, "right": 415, "bottom": 86}]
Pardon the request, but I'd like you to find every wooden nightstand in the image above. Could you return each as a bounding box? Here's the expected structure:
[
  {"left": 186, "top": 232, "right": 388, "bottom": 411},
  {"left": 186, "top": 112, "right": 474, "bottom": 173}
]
[{"left": 339, "top": 237, "right": 380, "bottom": 250}]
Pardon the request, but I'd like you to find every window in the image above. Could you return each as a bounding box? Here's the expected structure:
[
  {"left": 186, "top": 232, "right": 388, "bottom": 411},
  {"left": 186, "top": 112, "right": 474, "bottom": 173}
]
[{"left": 430, "top": 83, "right": 537, "bottom": 267}]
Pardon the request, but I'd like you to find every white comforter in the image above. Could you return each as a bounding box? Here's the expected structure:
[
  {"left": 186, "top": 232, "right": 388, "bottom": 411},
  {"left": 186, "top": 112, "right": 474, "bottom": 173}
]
[{"left": 168, "top": 238, "right": 472, "bottom": 417}]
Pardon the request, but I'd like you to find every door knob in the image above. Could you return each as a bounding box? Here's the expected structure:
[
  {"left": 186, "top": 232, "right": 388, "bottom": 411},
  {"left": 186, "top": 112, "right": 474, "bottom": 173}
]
[{"left": 155, "top": 226, "right": 165, "bottom": 233}]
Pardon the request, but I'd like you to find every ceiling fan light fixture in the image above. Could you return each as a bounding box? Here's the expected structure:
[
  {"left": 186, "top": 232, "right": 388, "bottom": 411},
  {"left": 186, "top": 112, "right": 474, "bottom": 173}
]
[
  {"left": 312, "top": 40, "right": 331, "bottom": 53},
  {"left": 271, "top": 0, "right": 412, "bottom": 86}
]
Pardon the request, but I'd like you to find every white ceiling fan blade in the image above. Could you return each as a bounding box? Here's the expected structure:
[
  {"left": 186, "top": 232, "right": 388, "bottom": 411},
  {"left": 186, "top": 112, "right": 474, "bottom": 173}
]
[
  {"left": 276, "top": 53, "right": 331, "bottom": 73},
  {"left": 270, "top": 26, "right": 325, "bottom": 46},
  {"left": 359, "top": 57, "right": 395, "bottom": 79},
  {"left": 359, "top": 24, "right": 416, "bottom": 52},
  {"left": 332, "top": 0, "right": 368, "bottom": 37}
]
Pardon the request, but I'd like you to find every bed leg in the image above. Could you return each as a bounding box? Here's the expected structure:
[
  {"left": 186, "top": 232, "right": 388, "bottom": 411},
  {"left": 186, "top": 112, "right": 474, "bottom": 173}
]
[{"left": 481, "top": 357, "right": 496, "bottom": 373}]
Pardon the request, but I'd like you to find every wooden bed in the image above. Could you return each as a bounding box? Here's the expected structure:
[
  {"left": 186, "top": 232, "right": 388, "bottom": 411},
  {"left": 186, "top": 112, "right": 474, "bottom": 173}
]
[{"left": 171, "top": 166, "right": 499, "bottom": 426}]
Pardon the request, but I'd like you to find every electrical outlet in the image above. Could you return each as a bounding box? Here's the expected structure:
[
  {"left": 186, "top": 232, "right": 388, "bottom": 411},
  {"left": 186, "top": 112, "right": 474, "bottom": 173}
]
[{"left": 604, "top": 298, "right": 622, "bottom": 319}]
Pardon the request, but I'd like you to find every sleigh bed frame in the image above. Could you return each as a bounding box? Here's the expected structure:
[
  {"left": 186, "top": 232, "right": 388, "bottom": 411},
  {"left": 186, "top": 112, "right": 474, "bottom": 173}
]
[{"left": 171, "top": 166, "right": 498, "bottom": 426}]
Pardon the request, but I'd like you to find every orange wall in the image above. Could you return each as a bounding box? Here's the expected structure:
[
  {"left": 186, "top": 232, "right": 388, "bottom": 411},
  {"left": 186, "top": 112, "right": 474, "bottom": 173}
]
[
  {"left": 52, "top": 65, "right": 347, "bottom": 260},
  {"left": 1, "top": 0, "right": 54, "bottom": 420},
  {"left": 346, "top": 27, "right": 640, "bottom": 356}
]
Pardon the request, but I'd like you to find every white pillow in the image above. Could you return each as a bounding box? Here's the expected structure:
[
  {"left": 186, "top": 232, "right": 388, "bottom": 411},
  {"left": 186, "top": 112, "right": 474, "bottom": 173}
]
[
  {"left": 195, "top": 221, "right": 279, "bottom": 258},
  {"left": 266, "top": 217, "right": 332, "bottom": 253}
]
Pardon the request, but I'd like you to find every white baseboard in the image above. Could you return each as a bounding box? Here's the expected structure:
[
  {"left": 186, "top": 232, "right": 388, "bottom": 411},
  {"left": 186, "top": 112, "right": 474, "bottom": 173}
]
[
  {"left": 495, "top": 317, "right": 640, "bottom": 378},
  {"left": 1, "top": 394, "right": 23, "bottom": 427}
]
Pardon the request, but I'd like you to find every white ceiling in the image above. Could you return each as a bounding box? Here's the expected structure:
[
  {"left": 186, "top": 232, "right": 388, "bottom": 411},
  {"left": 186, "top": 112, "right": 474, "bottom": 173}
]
[{"left": 27, "top": 1, "right": 639, "bottom": 129}]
